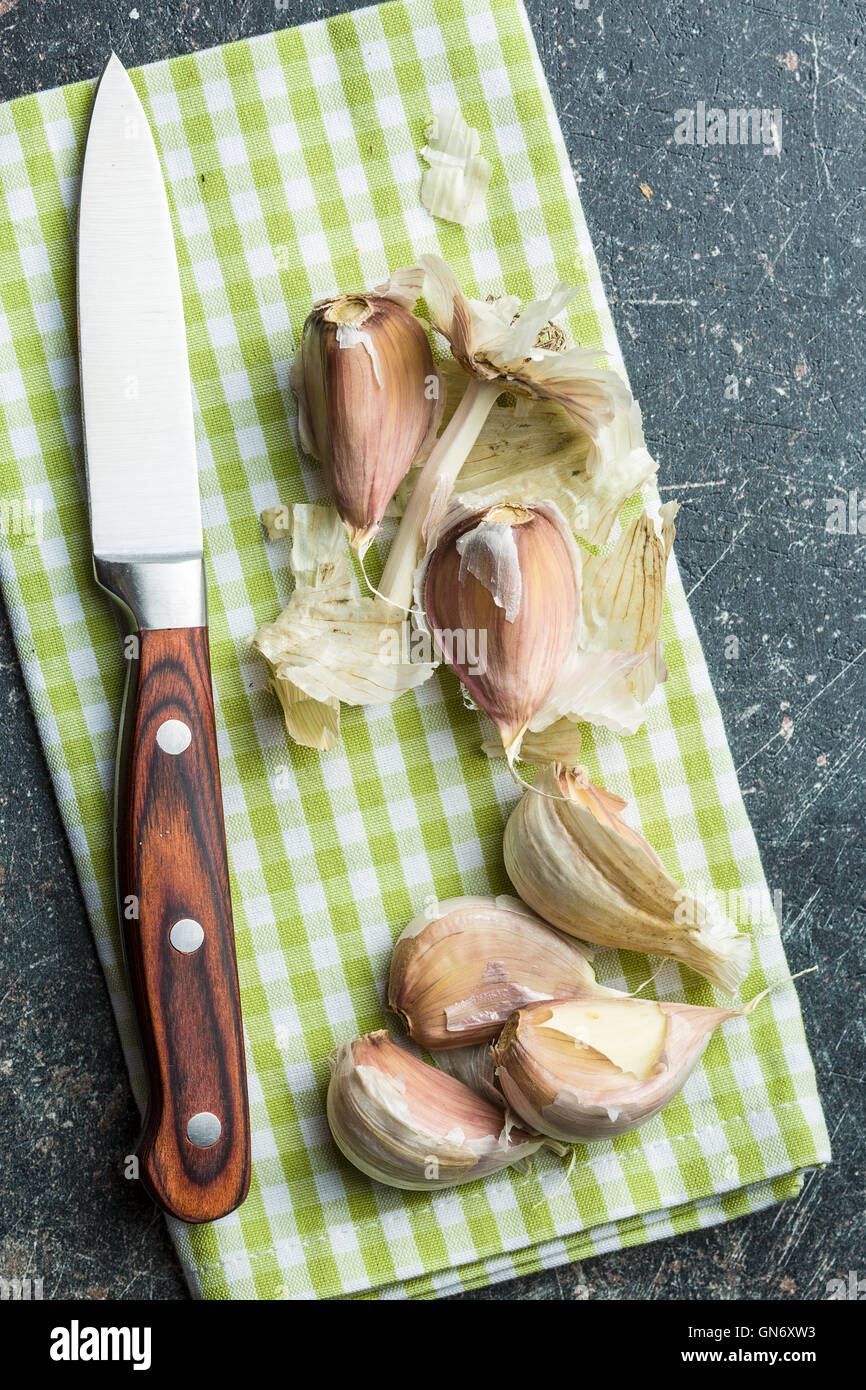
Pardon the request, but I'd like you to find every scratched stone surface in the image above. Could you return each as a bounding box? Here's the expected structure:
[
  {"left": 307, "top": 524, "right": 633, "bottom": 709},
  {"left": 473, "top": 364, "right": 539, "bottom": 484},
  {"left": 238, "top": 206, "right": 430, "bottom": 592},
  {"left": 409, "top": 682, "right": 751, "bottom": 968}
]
[{"left": 0, "top": 0, "right": 862, "bottom": 1302}]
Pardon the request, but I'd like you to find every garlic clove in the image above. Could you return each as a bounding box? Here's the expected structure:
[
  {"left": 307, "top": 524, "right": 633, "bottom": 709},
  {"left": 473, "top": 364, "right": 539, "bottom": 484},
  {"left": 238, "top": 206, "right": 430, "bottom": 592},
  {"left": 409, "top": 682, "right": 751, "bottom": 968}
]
[
  {"left": 504, "top": 764, "right": 751, "bottom": 993},
  {"left": 388, "top": 893, "right": 620, "bottom": 1051},
  {"left": 418, "top": 500, "right": 581, "bottom": 761},
  {"left": 327, "top": 1030, "right": 548, "bottom": 1190},
  {"left": 290, "top": 276, "right": 440, "bottom": 556},
  {"left": 493, "top": 995, "right": 742, "bottom": 1141}
]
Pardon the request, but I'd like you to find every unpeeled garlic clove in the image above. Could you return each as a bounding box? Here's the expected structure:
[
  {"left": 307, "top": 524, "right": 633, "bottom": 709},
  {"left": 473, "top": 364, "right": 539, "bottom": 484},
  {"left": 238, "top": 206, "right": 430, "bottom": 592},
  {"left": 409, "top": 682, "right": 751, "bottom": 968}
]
[
  {"left": 418, "top": 501, "right": 581, "bottom": 761},
  {"left": 388, "top": 893, "right": 621, "bottom": 1050},
  {"left": 291, "top": 273, "right": 440, "bottom": 556},
  {"left": 492, "top": 994, "right": 743, "bottom": 1141},
  {"left": 504, "top": 764, "right": 750, "bottom": 993},
  {"left": 327, "top": 1030, "right": 548, "bottom": 1190}
]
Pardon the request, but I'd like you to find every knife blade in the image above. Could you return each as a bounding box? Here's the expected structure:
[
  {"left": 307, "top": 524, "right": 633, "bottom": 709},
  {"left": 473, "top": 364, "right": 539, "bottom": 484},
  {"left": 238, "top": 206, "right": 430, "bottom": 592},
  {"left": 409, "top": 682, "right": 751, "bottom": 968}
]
[{"left": 77, "top": 53, "right": 250, "bottom": 1223}]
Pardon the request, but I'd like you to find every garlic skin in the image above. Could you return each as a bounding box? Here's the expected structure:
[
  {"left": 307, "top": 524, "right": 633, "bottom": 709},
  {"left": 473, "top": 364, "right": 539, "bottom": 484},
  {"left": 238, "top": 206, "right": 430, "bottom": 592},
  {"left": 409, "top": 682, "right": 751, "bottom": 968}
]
[
  {"left": 581, "top": 502, "right": 678, "bottom": 708},
  {"left": 418, "top": 501, "right": 581, "bottom": 761},
  {"left": 417, "top": 254, "right": 631, "bottom": 431},
  {"left": 493, "top": 995, "right": 742, "bottom": 1141},
  {"left": 504, "top": 764, "right": 750, "bottom": 994},
  {"left": 290, "top": 271, "right": 440, "bottom": 556},
  {"left": 389, "top": 893, "right": 620, "bottom": 1051},
  {"left": 252, "top": 503, "right": 436, "bottom": 750},
  {"left": 378, "top": 254, "right": 634, "bottom": 610},
  {"left": 390, "top": 363, "right": 657, "bottom": 549},
  {"left": 420, "top": 109, "right": 492, "bottom": 225},
  {"left": 432, "top": 1041, "right": 504, "bottom": 1108},
  {"left": 327, "top": 1031, "right": 547, "bottom": 1190}
]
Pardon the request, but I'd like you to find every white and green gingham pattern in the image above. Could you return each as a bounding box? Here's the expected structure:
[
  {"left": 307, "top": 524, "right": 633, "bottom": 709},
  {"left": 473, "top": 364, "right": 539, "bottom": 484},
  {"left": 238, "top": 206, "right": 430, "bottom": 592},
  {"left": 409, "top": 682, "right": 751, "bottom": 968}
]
[{"left": 0, "top": 0, "right": 829, "bottom": 1300}]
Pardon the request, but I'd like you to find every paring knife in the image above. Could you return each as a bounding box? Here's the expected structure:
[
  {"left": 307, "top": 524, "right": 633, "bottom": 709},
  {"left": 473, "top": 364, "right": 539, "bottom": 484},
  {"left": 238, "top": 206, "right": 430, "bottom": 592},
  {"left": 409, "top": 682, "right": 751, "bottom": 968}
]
[{"left": 77, "top": 53, "right": 251, "bottom": 1223}]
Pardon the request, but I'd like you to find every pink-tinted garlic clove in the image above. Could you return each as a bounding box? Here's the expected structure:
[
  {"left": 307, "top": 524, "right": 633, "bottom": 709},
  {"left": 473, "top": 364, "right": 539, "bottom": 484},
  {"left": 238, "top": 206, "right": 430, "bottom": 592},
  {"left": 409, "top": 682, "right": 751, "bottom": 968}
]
[{"left": 421, "top": 501, "right": 580, "bottom": 760}]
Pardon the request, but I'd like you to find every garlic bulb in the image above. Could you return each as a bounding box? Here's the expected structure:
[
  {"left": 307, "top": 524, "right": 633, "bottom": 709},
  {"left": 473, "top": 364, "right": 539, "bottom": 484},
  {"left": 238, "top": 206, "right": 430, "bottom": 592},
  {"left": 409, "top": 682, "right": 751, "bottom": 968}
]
[
  {"left": 327, "top": 1031, "right": 548, "bottom": 1190},
  {"left": 504, "top": 764, "right": 750, "bottom": 993},
  {"left": 493, "top": 994, "right": 746, "bottom": 1141},
  {"left": 418, "top": 501, "right": 581, "bottom": 762},
  {"left": 389, "top": 893, "right": 621, "bottom": 1050},
  {"left": 290, "top": 271, "right": 440, "bottom": 556}
]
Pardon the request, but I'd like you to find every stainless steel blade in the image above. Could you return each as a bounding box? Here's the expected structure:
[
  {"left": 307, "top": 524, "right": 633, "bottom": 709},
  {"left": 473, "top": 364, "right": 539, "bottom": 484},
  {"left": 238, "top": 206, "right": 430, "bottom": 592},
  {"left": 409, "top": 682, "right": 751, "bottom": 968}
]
[{"left": 77, "top": 53, "right": 202, "bottom": 564}]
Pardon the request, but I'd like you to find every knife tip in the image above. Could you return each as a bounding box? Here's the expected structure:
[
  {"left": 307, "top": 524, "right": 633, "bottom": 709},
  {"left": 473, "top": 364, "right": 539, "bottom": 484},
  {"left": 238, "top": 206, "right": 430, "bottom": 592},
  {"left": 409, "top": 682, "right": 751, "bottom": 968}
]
[{"left": 99, "top": 50, "right": 127, "bottom": 81}]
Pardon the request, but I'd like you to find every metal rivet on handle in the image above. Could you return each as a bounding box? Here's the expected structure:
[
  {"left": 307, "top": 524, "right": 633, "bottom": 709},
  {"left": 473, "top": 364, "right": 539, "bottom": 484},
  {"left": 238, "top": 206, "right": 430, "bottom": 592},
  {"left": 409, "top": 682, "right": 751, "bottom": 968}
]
[
  {"left": 187, "top": 1112, "right": 221, "bottom": 1148},
  {"left": 169, "top": 918, "right": 204, "bottom": 954},
  {"left": 156, "top": 718, "right": 191, "bottom": 755}
]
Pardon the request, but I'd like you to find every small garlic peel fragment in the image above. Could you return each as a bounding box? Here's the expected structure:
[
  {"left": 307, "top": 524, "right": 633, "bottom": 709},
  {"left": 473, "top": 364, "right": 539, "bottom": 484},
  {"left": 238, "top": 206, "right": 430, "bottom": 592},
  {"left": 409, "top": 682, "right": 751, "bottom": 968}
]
[
  {"left": 420, "top": 109, "right": 492, "bottom": 225},
  {"left": 456, "top": 520, "right": 523, "bottom": 622}
]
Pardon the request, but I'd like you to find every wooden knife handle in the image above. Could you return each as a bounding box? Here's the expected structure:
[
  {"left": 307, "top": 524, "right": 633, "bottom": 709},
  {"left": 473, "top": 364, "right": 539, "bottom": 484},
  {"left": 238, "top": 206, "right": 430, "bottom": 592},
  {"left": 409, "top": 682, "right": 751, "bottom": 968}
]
[{"left": 116, "top": 624, "right": 251, "bottom": 1223}]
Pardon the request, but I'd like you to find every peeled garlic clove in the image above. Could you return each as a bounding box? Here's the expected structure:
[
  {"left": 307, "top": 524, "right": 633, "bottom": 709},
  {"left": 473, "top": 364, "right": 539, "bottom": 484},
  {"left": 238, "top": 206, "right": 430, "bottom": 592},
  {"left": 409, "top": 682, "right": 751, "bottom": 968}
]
[
  {"left": 493, "top": 995, "right": 741, "bottom": 1141},
  {"left": 388, "top": 893, "right": 621, "bottom": 1051},
  {"left": 290, "top": 277, "right": 440, "bottom": 556},
  {"left": 504, "top": 764, "right": 750, "bottom": 993},
  {"left": 418, "top": 501, "right": 581, "bottom": 761},
  {"left": 327, "top": 1030, "right": 547, "bottom": 1190}
]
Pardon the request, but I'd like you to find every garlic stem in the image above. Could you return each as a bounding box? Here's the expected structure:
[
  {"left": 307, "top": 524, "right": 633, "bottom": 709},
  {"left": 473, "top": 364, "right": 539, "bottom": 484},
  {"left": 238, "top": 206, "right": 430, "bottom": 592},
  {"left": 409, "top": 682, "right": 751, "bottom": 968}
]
[{"left": 379, "top": 375, "right": 503, "bottom": 608}]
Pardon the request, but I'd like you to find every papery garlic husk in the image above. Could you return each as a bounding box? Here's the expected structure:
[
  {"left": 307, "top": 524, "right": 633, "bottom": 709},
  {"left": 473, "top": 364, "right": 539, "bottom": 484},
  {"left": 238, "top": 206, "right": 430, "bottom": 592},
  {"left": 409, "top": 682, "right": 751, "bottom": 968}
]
[
  {"left": 481, "top": 712, "right": 586, "bottom": 766},
  {"left": 432, "top": 1042, "right": 504, "bottom": 1108},
  {"left": 327, "top": 1030, "right": 551, "bottom": 1190},
  {"left": 290, "top": 269, "right": 440, "bottom": 556},
  {"left": 417, "top": 500, "right": 581, "bottom": 762},
  {"left": 581, "top": 501, "right": 678, "bottom": 708},
  {"left": 252, "top": 503, "right": 436, "bottom": 750},
  {"left": 493, "top": 994, "right": 746, "bottom": 1141},
  {"left": 504, "top": 764, "right": 751, "bottom": 993},
  {"left": 418, "top": 254, "right": 632, "bottom": 430},
  {"left": 389, "top": 893, "right": 623, "bottom": 1051},
  {"left": 390, "top": 363, "right": 658, "bottom": 550}
]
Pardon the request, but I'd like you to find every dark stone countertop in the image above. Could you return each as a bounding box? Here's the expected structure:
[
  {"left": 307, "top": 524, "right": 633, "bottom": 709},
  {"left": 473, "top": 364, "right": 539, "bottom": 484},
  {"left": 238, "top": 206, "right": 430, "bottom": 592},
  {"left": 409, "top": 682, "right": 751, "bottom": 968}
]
[{"left": 0, "top": 0, "right": 862, "bottom": 1301}]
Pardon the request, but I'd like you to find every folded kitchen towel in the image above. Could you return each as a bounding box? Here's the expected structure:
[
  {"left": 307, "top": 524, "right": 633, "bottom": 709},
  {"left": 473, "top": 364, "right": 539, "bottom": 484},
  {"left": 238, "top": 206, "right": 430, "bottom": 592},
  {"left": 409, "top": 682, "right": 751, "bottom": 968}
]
[{"left": 0, "top": 0, "right": 830, "bottom": 1299}]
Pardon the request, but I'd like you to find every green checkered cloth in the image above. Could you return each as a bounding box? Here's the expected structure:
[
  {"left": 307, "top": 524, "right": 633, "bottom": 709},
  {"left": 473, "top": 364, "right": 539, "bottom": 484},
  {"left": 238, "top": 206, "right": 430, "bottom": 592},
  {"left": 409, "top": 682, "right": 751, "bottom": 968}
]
[{"left": 0, "top": 0, "right": 829, "bottom": 1300}]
